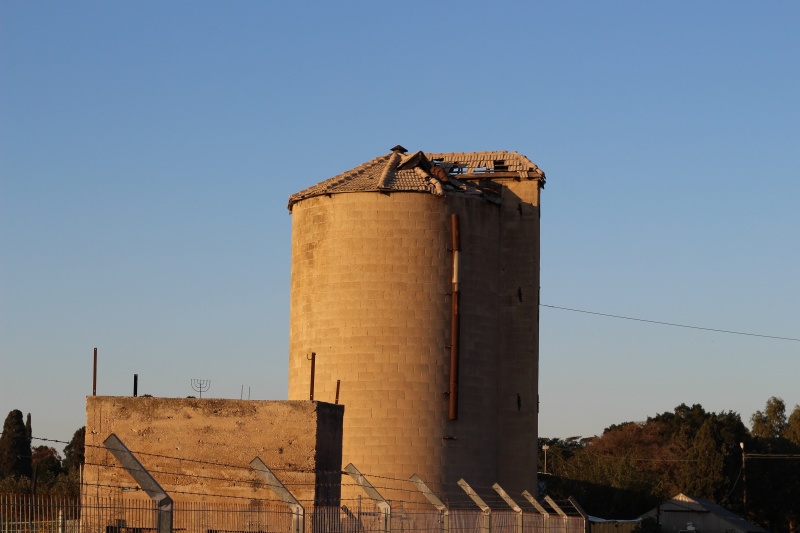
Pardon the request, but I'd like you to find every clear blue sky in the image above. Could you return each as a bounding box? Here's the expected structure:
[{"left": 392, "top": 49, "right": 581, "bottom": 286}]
[{"left": 2, "top": 2, "right": 798, "bottom": 449}]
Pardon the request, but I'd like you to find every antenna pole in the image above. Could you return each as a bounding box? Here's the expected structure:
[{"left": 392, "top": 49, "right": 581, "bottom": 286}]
[
  {"left": 93, "top": 348, "right": 97, "bottom": 396},
  {"left": 191, "top": 379, "right": 211, "bottom": 399}
]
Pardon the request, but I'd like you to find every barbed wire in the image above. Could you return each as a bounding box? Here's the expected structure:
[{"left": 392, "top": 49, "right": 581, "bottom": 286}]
[
  {"left": 19, "top": 432, "right": 540, "bottom": 499},
  {"left": 37, "top": 435, "right": 319, "bottom": 473},
  {"left": 0, "top": 430, "right": 684, "bottom": 513},
  {"left": 0, "top": 481, "right": 577, "bottom": 515}
]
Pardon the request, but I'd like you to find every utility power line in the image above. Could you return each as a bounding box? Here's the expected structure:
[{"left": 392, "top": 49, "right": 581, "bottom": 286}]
[{"left": 541, "top": 304, "right": 800, "bottom": 342}]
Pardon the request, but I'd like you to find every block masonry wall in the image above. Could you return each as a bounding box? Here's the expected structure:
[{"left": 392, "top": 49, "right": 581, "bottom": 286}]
[
  {"left": 288, "top": 180, "right": 539, "bottom": 494},
  {"left": 288, "top": 193, "right": 454, "bottom": 491},
  {"left": 496, "top": 181, "right": 540, "bottom": 491},
  {"left": 84, "top": 397, "right": 343, "bottom": 505}
]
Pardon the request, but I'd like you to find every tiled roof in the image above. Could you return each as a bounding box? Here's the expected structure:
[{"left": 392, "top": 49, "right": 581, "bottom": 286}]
[
  {"left": 426, "top": 150, "right": 545, "bottom": 179},
  {"left": 287, "top": 146, "right": 545, "bottom": 211}
]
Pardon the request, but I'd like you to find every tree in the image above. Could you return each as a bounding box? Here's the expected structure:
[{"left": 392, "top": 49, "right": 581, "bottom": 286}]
[
  {"left": 679, "top": 418, "right": 725, "bottom": 500},
  {"left": 0, "top": 409, "right": 32, "bottom": 479},
  {"left": 750, "top": 396, "right": 787, "bottom": 439},
  {"left": 649, "top": 403, "right": 709, "bottom": 440},
  {"left": 539, "top": 400, "right": 791, "bottom": 529},
  {"left": 555, "top": 421, "right": 672, "bottom": 517},
  {"left": 25, "top": 413, "right": 32, "bottom": 447},
  {"left": 0, "top": 473, "right": 32, "bottom": 493},
  {"left": 785, "top": 404, "right": 800, "bottom": 447},
  {"left": 746, "top": 397, "right": 800, "bottom": 531},
  {"left": 62, "top": 426, "right": 85, "bottom": 473},
  {"left": 31, "top": 446, "right": 63, "bottom": 486}
]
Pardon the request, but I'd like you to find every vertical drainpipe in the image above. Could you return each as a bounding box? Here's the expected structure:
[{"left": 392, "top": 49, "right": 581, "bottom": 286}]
[
  {"left": 309, "top": 352, "right": 316, "bottom": 401},
  {"left": 449, "top": 214, "right": 461, "bottom": 421}
]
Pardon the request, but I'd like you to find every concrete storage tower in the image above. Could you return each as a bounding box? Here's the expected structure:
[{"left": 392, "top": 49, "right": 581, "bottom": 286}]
[{"left": 287, "top": 146, "right": 545, "bottom": 494}]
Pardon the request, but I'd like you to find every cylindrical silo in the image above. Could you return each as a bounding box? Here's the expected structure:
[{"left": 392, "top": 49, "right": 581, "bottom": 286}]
[{"left": 287, "top": 146, "right": 545, "bottom": 496}]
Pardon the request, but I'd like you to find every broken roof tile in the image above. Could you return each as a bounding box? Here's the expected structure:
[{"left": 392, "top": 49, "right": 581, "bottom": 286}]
[{"left": 287, "top": 147, "right": 544, "bottom": 211}]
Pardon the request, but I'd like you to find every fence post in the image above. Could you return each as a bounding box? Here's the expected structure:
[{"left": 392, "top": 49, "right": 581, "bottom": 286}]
[
  {"left": 410, "top": 475, "right": 449, "bottom": 533},
  {"left": 544, "top": 497, "right": 567, "bottom": 518},
  {"left": 522, "top": 490, "right": 550, "bottom": 533},
  {"left": 250, "top": 457, "right": 305, "bottom": 533},
  {"left": 492, "top": 484, "right": 522, "bottom": 533},
  {"left": 343, "top": 464, "right": 391, "bottom": 533},
  {"left": 59, "top": 510, "right": 65, "bottom": 533},
  {"left": 544, "top": 496, "right": 568, "bottom": 533},
  {"left": 522, "top": 490, "right": 548, "bottom": 515},
  {"left": 568, "top": 496, "right": 589, "bottom": 533},
  {"left": 103, "top": 434, "right": 173, "bottom": 533},
  {"left": 457, "top": 479, "right": 491, "bottom": 533}
]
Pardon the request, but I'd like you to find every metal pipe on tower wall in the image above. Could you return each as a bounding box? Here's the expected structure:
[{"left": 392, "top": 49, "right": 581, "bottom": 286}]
[
  {"left": 309, "top": 352, "right": 316, "bottom": 401},
  {"left": 449, "top": 214, "right": 461, "bottom": 420}
]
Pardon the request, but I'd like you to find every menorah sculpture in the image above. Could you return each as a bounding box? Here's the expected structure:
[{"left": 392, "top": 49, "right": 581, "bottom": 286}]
[{"left": 191, "top": 378, "right": 210, "bottom": 399}]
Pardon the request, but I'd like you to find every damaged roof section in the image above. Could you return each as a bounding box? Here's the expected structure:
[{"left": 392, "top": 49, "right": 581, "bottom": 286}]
[{"left": 287, "top": 145, "right": 545, "bottom": 211}]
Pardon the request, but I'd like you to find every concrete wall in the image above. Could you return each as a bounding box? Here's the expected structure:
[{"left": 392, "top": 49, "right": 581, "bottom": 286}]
[
  {"left": 288, "top": 180, "right": 540, "bottom": 495},
  {"left": 85, "top": 397, "right": 343, "bottom": 505}
]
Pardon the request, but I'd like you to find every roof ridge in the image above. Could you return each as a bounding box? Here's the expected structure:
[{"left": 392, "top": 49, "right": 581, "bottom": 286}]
[
  {"left": 377, "top": 152, "right": 402, "bottom": 189},
  {"left": 414, "top": 166, "right": 442, "bottom": 195}
]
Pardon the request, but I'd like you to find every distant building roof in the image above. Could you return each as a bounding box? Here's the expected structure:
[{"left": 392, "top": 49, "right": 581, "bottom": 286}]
[
  {"left": 287, "top": 145, "right": 545, "bottom": 211},
  {"left": 641, "top": 494, "right": 767, "bottom": 533}
]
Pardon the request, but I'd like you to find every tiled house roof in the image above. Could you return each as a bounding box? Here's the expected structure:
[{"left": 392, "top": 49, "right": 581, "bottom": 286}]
[{"left": 287, "top": 146, "right": 545, "bottom": 211}]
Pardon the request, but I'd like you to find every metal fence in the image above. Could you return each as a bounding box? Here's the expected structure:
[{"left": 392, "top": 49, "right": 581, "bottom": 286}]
[
  {"left": 81, "top": 496, "right": 159, "bottom": 533},
  {"left": 1, "top": 493, "right": 585, "bottom": 533},
  {"left": 389, "top": 508, "right": 443, "bottom": 533},
  {"left": 0, "top": 493, "right": 80, "bottom": 533}
]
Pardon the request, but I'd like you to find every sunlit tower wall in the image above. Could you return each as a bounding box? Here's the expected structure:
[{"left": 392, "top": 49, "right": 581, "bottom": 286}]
[{"left": 287, "top": 146, "right": 545, "bottom": 495}]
